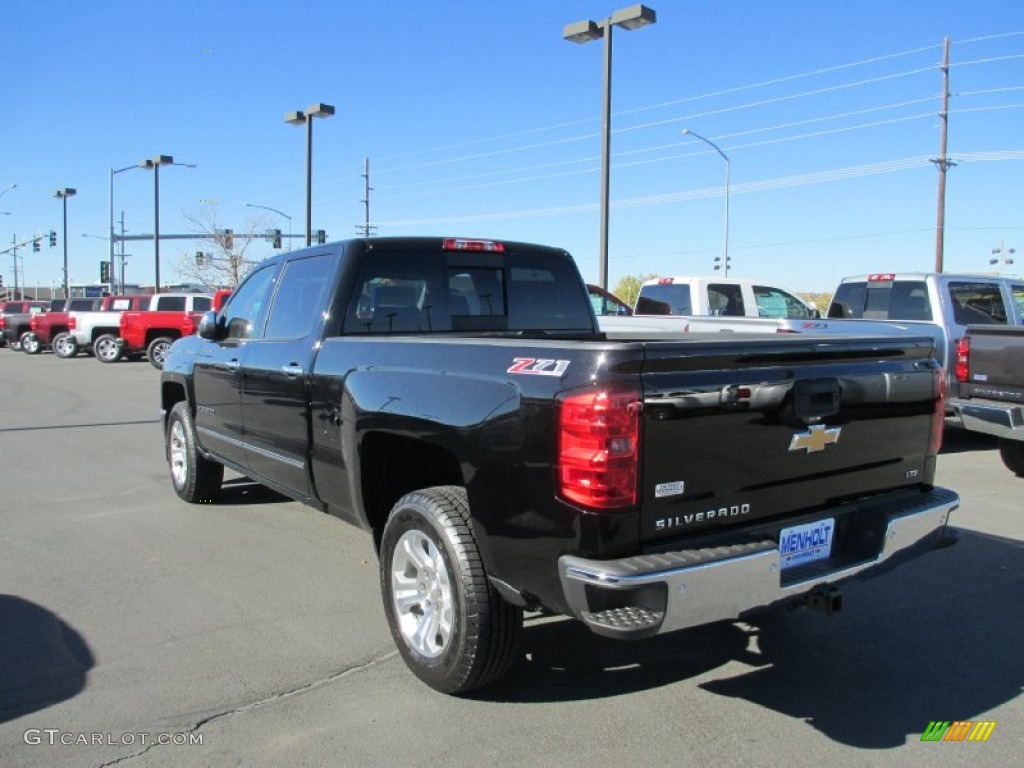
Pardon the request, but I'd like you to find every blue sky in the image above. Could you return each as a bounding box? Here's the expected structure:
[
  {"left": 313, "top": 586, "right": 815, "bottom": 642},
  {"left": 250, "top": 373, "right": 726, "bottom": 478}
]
[{"left": 2, "top": 0, "right": 1023, "bottom": 294}]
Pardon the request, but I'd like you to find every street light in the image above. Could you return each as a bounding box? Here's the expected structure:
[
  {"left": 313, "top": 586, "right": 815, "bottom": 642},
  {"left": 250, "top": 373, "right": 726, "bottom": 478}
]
[
  {"left": 990, "top": 243, "right": 1016, "bottom": 268},
  {"left": 285, "top": 103, "right": 335, "bottom": 246},
  {"left": 682, "top": 128, "right": 731, "bottom": 276},
  {"left": 564, "top": 4, "right": 656, "bottom": 290},
  {"left": 139, "top": 155, "right": 196, "bottom": 292},
  {"left": 54, "top": 188, "right": 77, "bottom": 298},
  {"left": 246, "top": 203, "right": 293, "bottom": 251},
  {"left": 0, "top": 183, "right": 15, "bottom": 199}
]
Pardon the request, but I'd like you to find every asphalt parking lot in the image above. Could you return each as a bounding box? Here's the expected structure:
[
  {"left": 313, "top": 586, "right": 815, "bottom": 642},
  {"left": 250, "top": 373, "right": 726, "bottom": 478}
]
[{"left": 1, "top": 350, "right": 1021, "bottom": 767}]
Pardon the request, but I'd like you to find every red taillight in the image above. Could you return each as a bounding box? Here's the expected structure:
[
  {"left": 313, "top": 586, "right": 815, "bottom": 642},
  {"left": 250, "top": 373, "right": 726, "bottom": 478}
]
[
  {"left": 442, "top": 238, "right": 504, "bottom": 253},
  {"left": 0, "top": 317, "right": 5, "bottom": 330},
  {"left": 69, "top": 317, "right": 77, "bottom": 330},
  {"left": 868, "top": 273, "right": 896, "bottom": 282},
  {"left": 955, "top": 337, "right": 969, "bottom": 383},
  {"left": 928, "top": 368, "right": 947, "bottom": 457},
  {"left": 30, "top": 316, "right": 38, "bottom": 331},
  {"left": 657, "top": 277, "right": 675, "bottom": 285},
  {"left": 557, "top": 387, "right": 640, "bottom": 510}
]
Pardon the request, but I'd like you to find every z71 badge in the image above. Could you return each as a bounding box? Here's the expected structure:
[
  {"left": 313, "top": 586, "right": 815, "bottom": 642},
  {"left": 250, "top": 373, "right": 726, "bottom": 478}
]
[{"left": 507, "top": 358, "right": 571, "bottom": 376}]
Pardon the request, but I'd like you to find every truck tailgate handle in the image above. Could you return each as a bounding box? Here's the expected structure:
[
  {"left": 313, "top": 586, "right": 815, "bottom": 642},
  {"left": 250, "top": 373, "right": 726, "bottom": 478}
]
[{"left": 281, "top": 364, "right": 303, "bottom": 377}]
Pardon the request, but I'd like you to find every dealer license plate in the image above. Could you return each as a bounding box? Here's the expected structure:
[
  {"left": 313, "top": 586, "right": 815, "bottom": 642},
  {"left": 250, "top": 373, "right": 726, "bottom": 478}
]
[{"left": 779, "top": 518, "right": 835, "bottom": 570}]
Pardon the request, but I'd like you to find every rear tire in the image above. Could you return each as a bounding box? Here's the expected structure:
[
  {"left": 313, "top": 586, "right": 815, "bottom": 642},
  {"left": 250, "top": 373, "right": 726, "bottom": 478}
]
[
  {"left": 999, "top": 439, "right": 1024, "bottom": 476},
  {"left": 94, "top": 334, "right": 122, "bottom": 363},
  {"left": 53, "top": 332, "right": 79, "bottom": 358},
  {"left": 147, "top": 336, "right": 174, "bottom": 369},
  {"left": 380, "top": 486, "right": 522, "bottom": 694},
  {"left": 166, "top": 401, "right": 224, "bottom": 503},
  {"left": 20, "top": 332, "right": 41, "bottom": 355}
]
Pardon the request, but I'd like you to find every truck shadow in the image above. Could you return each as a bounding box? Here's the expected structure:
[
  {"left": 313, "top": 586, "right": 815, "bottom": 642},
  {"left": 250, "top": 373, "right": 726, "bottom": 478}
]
[
  {"left": 0, "top": 595, "right": 94, "bottom": 724},
  {"left": 940, "top": 425, "right": 997, "bottom": 454},
  {"left": 481, "top": 530, "right": 1023, "bottom": 749}
]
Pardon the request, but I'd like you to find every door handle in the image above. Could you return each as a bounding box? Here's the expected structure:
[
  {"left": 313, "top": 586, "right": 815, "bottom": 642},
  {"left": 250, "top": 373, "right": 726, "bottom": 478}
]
[
  {"left": 281, "top": 364, "right": 303, "bottom": 377},
  {"left": 223, "top": 359, "right": 240, "bottom": 371}
]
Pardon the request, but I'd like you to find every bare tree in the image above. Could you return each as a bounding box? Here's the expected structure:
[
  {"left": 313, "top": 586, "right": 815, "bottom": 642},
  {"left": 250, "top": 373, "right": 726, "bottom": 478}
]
[{"left": 174, "top": 201, "right": 273, "bottom": 288}]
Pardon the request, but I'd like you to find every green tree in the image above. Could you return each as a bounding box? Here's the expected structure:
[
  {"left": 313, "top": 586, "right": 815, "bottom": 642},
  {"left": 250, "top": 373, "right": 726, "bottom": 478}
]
[{"left": 613, "top": 273, "right": 659, "bottom": 307}]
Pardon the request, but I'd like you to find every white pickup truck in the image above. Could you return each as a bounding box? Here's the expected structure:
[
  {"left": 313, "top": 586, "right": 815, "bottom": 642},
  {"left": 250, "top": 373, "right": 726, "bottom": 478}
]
[
  {"left": 67, "top": 293, "right": 213, "bottom": 361},
  {"left": 597, "top": 276, "right": 884, "bottom": 336}
]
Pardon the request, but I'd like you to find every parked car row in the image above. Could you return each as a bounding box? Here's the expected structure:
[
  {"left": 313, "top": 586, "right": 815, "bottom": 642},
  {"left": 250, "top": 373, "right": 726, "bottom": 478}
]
[{"left": 1, "top": 290, "right": 229, "bottom": 368}]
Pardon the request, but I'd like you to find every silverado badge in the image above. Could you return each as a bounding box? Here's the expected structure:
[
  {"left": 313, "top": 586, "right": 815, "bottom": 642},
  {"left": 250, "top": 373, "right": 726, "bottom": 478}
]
[{"left": 789, "top": 424, "right": 841, "bottom": 453}]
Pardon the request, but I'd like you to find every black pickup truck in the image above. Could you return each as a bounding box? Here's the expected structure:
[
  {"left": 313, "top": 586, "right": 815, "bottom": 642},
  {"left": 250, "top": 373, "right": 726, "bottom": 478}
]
[
  {"left": 161, "top": 236, "right": 958, "bottom": 694},
  {"left": 951, "top": 325, "right": 1024, "bottom": 475}
]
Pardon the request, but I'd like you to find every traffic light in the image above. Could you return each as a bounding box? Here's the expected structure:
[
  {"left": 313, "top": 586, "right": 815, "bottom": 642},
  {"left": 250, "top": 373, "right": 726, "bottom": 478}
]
[
  {"left": 33, "top": 238, "right": 41, "bottom": 252},
  {"left": 315, "top": 229, "right": 326, "bottom": 245},
  {"left": 49, "top": 230, "right": 57, "bottom": 247},
  {"left": 196, "top": 251, "right": 205, "bottom": 266},
  {"left": 100, "top": 261, "right": 110, "bottom": 283},
  {"left": 215, "top": 229, "right": 234, "bottom": 250},
  {"left": 0, "top": 274, "right": 4, "bottom": 288},
  {"left": 272, "top": 229, "right": 282, "bottom": 249}
]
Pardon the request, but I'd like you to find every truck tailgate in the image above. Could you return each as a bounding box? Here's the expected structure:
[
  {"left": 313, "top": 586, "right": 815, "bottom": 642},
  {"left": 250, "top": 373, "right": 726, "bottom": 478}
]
[{"left": 638, "top": 335, "right": 940, "bottom": 543}]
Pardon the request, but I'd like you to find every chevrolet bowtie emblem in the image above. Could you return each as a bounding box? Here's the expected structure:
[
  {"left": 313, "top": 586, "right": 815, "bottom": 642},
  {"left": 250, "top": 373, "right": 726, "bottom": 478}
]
[{"left": 789, "top": 424, "right": 842, "bottom": 453}]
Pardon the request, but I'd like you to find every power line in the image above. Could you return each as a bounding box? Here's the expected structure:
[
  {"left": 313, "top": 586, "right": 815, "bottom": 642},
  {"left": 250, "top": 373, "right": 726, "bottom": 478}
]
[{"left": 372, "top": 151, "right": 1024, "bottom": 229}]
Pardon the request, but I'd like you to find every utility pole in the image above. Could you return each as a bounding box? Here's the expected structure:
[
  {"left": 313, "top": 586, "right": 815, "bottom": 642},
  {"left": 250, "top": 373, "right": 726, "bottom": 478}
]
[
  {"left": 932, "top": 36, "right": 955, "bottom": 273},
  {"left": 357, "top": 157, "right": 377, "bottom": 238},
  {"left": 11, "top": 235, "right": 20, "bottom": 299}
]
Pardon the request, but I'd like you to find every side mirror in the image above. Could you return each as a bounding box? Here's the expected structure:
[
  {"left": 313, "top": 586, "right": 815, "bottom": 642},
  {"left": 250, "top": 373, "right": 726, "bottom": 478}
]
[{"left": 197, "top": 310, "right": 221, "bottom": 340}]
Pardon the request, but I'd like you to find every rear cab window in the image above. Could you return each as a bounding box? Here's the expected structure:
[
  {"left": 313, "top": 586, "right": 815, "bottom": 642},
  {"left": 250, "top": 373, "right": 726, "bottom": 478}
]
[
  {"left": 340, "top": 246, "right": 593, "bottom": 335},
  {"left": 830, "top": 279, "right": 932, "bottom": 320},
  {"left": 635, "top": 283, "right": 692, "bottom": 315}
]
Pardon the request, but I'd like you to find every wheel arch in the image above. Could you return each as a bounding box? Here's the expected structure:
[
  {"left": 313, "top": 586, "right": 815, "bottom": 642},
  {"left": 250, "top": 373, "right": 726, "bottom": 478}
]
[{"left": 360, "top": 432, "right": 464, "bottom": 551}]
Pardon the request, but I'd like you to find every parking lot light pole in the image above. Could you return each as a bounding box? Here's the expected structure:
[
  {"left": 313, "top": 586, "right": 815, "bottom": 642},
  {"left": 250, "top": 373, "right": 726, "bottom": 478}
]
[
  {"left": 564, "top": 5, "right": 656, "bottom": 290},
  {"left": 54, "top": 188, "right": 77, "bottom": 299},
  {"left": 246, "top": 203, "right": 293, "bottom": 251},
  {"left": 682, "top": 129, "right": 730, "bottom": 277},
  {"left": 285, "top": 103, "right": 335, "bottom": 247},
  {"left": 140, "top": 156, "right": 196, "bottom": 292}
]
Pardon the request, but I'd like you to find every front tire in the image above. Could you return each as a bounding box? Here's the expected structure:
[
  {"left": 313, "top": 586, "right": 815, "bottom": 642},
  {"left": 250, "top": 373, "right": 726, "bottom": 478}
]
[
  {"left": 380, "top": 486, "right": 522, "bottom": 694},
  {"left": 166, "top": 402, "right": 224, "bottom": 503},
  {"left": 147, "top": 336, "right": 174, "bottom": 369},
  {"left": 20, "top": 332, "right": 41, "bottom": 355},
  {"left": 94, "top": 334, "right": 122, "bottom": 363},
  {"left": 999, "top": 439, "right": 1024, "bottom": 476},
  {"left": 53, "top": 332, "right": 79, "bottom": 358}
]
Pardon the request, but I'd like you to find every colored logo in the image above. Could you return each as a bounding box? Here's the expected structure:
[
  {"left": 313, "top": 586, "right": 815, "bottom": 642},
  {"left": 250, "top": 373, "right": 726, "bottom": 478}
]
[
  {"left": 788, "top": 424, "right": 841, "bottom": 453},
  {"left": 920, "top": 720, "right": 997, "bottom": 742}
]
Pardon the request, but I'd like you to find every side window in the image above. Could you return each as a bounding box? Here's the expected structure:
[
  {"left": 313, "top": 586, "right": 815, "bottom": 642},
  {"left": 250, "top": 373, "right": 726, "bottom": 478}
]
[
  {"left": 222, "top": 266, "right": 277, "bottom": 340},
  {"left": 192, "top": 297, "right": 212, "bottom": 312},
  {"left": 708, "top": 284, "right": 745, "bottom": 316},
  {"left": 264, "top": 254, "right": 332, "bottom": 339},
  {"left": 1013, "top": 285, "right": 1024, "bottom": 318},
  {"left": 947, "top": 282, "right": 1008, "bottom": 326},
  {"left": 754, "top": 286, "right": 812, "bottom": 318}
]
